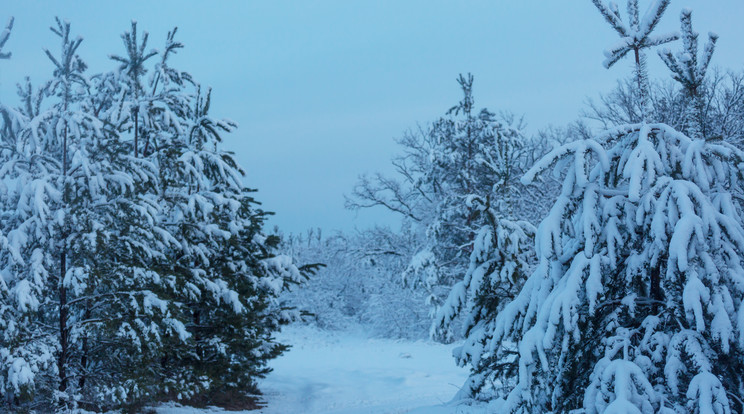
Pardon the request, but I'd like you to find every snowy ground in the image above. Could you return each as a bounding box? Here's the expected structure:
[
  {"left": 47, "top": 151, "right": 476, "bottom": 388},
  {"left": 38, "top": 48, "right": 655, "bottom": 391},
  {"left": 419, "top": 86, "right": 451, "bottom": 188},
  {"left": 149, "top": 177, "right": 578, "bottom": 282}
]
[{"left": 157, "top": 325, "right": 498, "bottom": 414}]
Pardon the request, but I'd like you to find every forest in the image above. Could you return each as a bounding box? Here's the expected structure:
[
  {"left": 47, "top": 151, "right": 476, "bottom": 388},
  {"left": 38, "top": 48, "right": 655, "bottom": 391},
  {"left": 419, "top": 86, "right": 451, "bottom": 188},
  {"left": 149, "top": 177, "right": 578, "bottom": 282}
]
[{"left": 1, "top": 1, "right": 744, "bottom": 413}]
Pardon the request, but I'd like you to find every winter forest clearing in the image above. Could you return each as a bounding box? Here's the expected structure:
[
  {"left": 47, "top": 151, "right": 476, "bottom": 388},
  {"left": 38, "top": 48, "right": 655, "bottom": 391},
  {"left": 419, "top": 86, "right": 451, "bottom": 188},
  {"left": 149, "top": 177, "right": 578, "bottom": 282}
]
[
  {"left": 254, "top": 327, "right": 468, "bottom": 414},
  {"left": 154, "top": 326, "right": 470, "bottom": 414},
  {"left": 2, "top": 0, "right": 744, "bottom": 413}
]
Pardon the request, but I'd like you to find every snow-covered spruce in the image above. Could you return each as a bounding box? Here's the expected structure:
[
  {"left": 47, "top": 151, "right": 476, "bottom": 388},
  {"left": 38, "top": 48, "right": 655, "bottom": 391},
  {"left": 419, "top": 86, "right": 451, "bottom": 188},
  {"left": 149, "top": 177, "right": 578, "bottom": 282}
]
[{"left": 442, "top": 2, "right": 744, "bottom": 412}]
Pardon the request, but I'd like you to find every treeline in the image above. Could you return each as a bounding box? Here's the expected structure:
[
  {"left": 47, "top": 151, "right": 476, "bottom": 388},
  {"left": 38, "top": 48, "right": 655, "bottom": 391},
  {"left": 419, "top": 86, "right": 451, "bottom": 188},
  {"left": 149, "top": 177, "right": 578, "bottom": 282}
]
[
  {"left": 285, "top": 48, "right": 744, "bottom": 347},
  {"left": 281, "top": 227, "right": 431, "bottom": 339},
  {"left": 282, "top": 73, "right": 562, "bottom": 341},
  {"left": 0, "top": 19, "right": 309, "bottom": 412}
]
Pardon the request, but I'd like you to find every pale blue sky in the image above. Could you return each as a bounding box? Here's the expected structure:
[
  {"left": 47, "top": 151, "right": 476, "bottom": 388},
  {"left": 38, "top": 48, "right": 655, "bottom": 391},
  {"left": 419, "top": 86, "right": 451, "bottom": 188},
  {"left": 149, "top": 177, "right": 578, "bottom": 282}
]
[{"left": 1, "top": 1, "right": 742, "bottom": 234}]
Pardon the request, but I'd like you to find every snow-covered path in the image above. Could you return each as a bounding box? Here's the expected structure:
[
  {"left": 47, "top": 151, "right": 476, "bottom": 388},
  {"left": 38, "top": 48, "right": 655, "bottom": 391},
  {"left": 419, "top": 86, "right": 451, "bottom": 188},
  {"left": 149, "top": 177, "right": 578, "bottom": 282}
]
[
  {"left": 254, "top": 326, "right": 468, "bottom": 414},
  {"left": 157, "top": 325, "right": 495, "bottom": 414}
]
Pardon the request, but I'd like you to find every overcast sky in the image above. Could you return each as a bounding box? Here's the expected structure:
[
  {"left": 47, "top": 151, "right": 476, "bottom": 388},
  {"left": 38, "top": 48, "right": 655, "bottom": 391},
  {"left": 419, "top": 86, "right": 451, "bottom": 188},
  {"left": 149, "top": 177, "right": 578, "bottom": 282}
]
[{"left": 1, "top": 1, "right": 743, "bottom": 234}]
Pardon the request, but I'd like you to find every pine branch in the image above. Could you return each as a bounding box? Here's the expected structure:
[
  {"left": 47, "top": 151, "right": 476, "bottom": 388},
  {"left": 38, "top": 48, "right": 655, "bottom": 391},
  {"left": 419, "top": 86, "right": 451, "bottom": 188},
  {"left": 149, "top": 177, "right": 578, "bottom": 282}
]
[{"left": 0, "top": 17, "right": 13, "bottom": 59}]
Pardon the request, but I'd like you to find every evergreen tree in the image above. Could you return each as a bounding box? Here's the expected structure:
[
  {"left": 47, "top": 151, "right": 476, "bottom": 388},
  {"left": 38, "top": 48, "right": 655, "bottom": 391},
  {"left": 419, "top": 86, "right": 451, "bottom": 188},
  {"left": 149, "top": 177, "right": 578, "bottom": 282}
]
[
  {"left": 150, "top": 85, "right": 300, "bottom": 405},
  {"left": 447, "top": 2, "right": 744, "bottom": 412},
  {"left": 0, "top": 18, "right": 306, "bottom": 412},
  {"left": 658, "top": 8, "right": 718, "bottom": 139},
  {"left": 586, "top": 70, "right": 744, "bottom": 150},
  {"left": 432, "top": 195, "right": 535, "bottom": 398},
  {"left": 0, "top": 18, "right": 168, "bottom": 411},
  {"left": 348, "top": 75, "right": 538, "bottom": 324},
  {"left": 113, "top": 27, "right": 307, "bottom": 405},
  {"left": 592, "top": 0, "right": 678, "bottom": 119}
]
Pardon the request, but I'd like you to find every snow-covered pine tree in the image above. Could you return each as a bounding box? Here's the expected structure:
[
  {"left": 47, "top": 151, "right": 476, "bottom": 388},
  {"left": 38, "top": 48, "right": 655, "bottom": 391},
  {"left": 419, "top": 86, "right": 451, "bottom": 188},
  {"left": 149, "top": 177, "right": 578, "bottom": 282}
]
[
  {"left": 150, "top": 86, "right": 250, "bottom": 403},
  {"left": 0, "top": 18, "right": 171, "bottom": 411},
  {"left": 402, "top": 75, "right": 530, "bottom": 316},
  {"left": 658, "top": 8, "right": 717, "bottom": 140},
  {"left": 585, "top": 67, "right": 744, "bottom": 151},
  {"left": 432, "top": 195, "right": 535, "bottom": 398},
  {"left": 348, "top": 75, "right": 538, "bottom": 326},
  {"left": 1, "top": 19, "right": 306, "bottom": 412},
  {"left": 122, "top": 28, "right": 307, "bottom": 404},
  {"left": 0, "top": 16, "right": 44, "bottom": 409},
  {"left": 449, "top": 1, "right": 744, "bottom": 412},
  {"left": 109, "top": 20, "right": 157, "bottom": 159},
  {"left": 592, "top": 0, "right": 678, "bottom": 120}
]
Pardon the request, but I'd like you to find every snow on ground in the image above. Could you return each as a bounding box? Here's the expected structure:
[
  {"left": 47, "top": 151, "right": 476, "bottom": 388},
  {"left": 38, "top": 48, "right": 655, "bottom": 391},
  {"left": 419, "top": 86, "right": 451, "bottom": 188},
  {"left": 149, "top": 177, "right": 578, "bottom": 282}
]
[
  {"left": 256, "top": 325, "right": 471, "bottom": 414},
  {"left": 157, "top": 403, "right": 226, "bottom": 414},
  {"left": 158, "top": 324, "right": 486, "bottom": 414}
]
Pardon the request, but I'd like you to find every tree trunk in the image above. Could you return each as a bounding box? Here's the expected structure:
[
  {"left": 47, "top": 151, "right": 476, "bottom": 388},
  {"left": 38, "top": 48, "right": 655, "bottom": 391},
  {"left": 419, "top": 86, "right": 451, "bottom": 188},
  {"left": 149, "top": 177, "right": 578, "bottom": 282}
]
[
  {"left": 58, "top": 253, "right": 68, "bottom": 394},
  {"left": 134, "top": 105, "right": 139, "bottom": 157},
  {"left": 79, "top": 300, "right": 91, "bottom": 389},
  {"left": 58, "top": 98, "right": 70, "bottom": 400}
]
